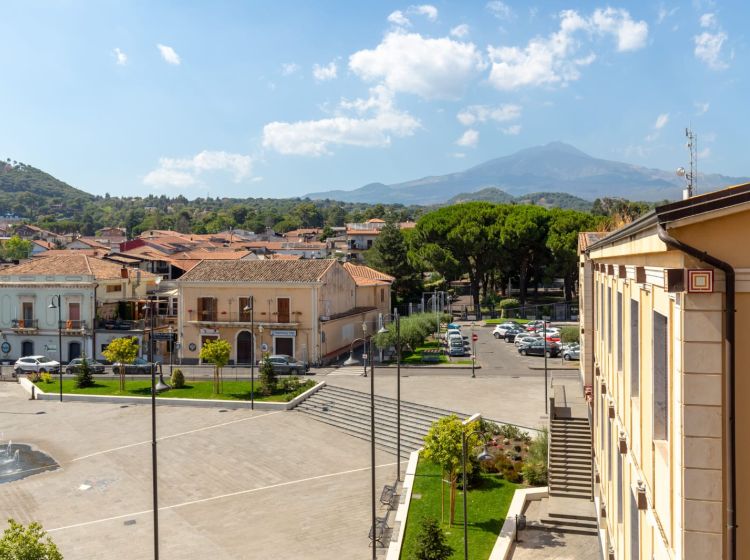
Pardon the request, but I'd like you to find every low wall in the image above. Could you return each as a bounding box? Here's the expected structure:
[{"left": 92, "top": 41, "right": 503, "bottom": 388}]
[
  {"left": 385, "top": 448, "right": 421, "bottom": 560},
  {"left": 488, "top": 486, "right": 548, "bottom": 560},
  {"left": 20, "top": 379, "right": 326, "bottom": 411}
]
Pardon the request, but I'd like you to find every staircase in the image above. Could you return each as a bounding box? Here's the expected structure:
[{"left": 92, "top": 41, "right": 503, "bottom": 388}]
[
  {"left": 293, "top": 384, "right": 467, "bottom": 458},
  {"left": 549, "top": 417, "right": 593, "bottom": 499}
]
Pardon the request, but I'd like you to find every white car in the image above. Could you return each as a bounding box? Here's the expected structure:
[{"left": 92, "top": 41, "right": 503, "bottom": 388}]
[
  {"left": 14, "top": 355, "right": 61, "bottom": 377},
  {"left": 492, "top": 322, "right": 521, "bottom": 338}
]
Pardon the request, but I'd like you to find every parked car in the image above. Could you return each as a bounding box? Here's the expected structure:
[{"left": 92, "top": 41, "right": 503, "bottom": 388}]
[
  {"left": 13, "top": 356, "right": 61, "bottom": 376},
  {"left": 112, "top": 357, "right": 160, "bottom": 375},
  {"left": 266, "top": 354, "right": 310, "bottom": 375},
  {"left": 563, "top": 345, "right": 580, "bottom": 361},
  {"left": 493, "top": 322, "right": 520, "bottom": 338},
  {"left": 448, "top": 341, "right": 465, "bottom": 356},
  {"left": 517, "top": 339, "right": 560, "bottom": 358},
  {"left": 65, "top": 358, "right": 106, "bottom": 375},
  {"left": 503, "top": 326, "right": 526, "bottom": 343},
  {"left": 445, "top": 329, "right": 463, "bottom": 341},
  {"left": 515, "top": 335, "right": 540, "bottom": 347}
]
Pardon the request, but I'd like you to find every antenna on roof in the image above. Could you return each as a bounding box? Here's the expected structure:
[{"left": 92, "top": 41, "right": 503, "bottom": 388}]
[{"left": 676, "top": 126, "right": 697, "bottom": 200}]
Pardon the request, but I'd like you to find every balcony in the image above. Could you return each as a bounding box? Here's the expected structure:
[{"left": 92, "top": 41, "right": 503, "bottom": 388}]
[
  {"left": 12, "top": 319, "right": 38, "bottom": 331},
  {"left": 95, "top": 316, "right": 170, "bottom": 331},
  {"left": 58, "top": 320, "right": 88, "bottom": 332},
  {"left": 187, "top": 310, "right": 302, "bottom": 326}
]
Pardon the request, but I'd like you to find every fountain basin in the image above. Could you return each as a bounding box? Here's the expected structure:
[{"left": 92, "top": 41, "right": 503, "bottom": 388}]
[{"left": 0, "top": 443, "right": 59, "bottom": 484}]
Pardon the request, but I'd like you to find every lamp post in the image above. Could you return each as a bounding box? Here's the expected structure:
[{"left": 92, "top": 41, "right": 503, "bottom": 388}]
[
  {"left": 377, "top": 310, "right": 402, "bottom": 482},
  {"left": 461, "top": 413, "right": 493, "bottom": 560},
  {"left": 343, "top": 321, "right": 369, "bottom": 377},
  {"left": 243, "top": 296, "right": 255, "bottom": 410},
  {"left": 142, "top": 300, "right": 169, "bottom": 560},
  {"left": 471, "top": 321, "right": 476, "bottom": 379},
  {"left": 543, "top": 316, "right": 550, "bottom": 415},
  {"left": 48, "top": 295, "right": 63, "bottom": 402}
]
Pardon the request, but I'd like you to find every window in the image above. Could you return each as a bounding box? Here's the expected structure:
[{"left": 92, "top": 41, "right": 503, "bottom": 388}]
[
  {"left": 630, "top": 299, "right": 639, "bottom": 397},
  {"left": 106, "top": 285, "right": 122, "bottom": 293},
  {"left": 598, "top": 283, "right": 603, "bottom": 335},
  {"left": 22, "top": 302, "right": 33, "bottom": 322},
  {"left": 197, "top": 297, "right": 217, "bottom": 322},
  {"left": 277, "top": 298, "right": 290, "bottom": 323},
  {"left": 630, "top": 490, "right": 640, "bottom": 560},
  {"left": 617, "top": 451, "right": 623, "bottom": 522},
  {"left": 653, "top": 311, "right": 669, "bottom": 440},
  {"left": 239, "top": 297, "right": 252, "bottom": 321},
  {"left": 607, "top": 416, "right": 612, "bottom": 480},
  {"left": 617, "top": 291, "right": 623, "bottom": 371}
]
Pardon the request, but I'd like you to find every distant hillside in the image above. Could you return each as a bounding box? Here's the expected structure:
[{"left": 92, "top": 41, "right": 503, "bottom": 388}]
[
  {"left": 0, "top": 159, "right": 94, "bottom": 218},
  {"left": 306, "top": 142, "right": 750, "bottom": 204},
  {"left": 446, "top": 187, "right": 592, "bottom": 211}
]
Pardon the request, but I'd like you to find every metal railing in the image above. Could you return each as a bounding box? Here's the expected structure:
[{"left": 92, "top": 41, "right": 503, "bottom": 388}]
[
  {"left": 12, "top": 319, "right": 38, "bottom": 329},
  {"left": 187, "top": 311, "right": 302, "bottom": 324},
  {"left": 59, "top": 320, "right": 87, "bottom": 330}
]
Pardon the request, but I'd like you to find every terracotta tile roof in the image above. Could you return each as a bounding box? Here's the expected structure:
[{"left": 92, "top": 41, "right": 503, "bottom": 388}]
[
  {"left": 265, "top": 254, "right": 302, "bottom": 260},
  {"left": 32, "top": 239, "right": 54, "bottom": 249},
  {"left": 36, "top": 249, "right": 108, "bottom": 257},
  {"left": 343, "top": 262, "right": 394, "bottom": 286},
  {"left": 578, "top": 231, "right": 606, "bottom": 252},
  {"left": 366, "top": 218, "right": 386, "bottom": 223},
  {"left": 75, "top": 237, "right": 110, "bottom": 249},
  {"left": 171, "top": 249, "right": 251, "bottom": 260},
  {"left": 178, "top": 259, "right": 337, "bottom": 283},
  {"left": 346, "top": 229, "right": 381, "bottom": 236},
  {"left": 0, "top": 254, "right": 160, "bottom": 281}
]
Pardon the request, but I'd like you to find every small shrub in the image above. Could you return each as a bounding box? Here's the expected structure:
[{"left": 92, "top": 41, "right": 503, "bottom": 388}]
[
  {"left": 281, "top": 376, "right": 301, "bottom": 393},
  {"left": 498, "top": 298, "right": 520, "bottom": 318},
  {"left": 479, "top": 419, "right": 501, "bottom": 436},
  {"left": 75, "top": 357, "right": 94, "bottom": 388},
  {"left": 521, "top": 427, "right": 548, "bottom": 486},
  {"left": 40, "top": 372, "right": 52, "bottom": 384},
  {"left": 499, "top": 424, "right": 531, "bottom": 443},
  {"left": 560, "top": 326, "right": 580, "bottom": 344},
  {"left": 258, "top": 356, "right": 277, "bottom": 396},
  {"left": 170, "top": 368, "right": 185, "bottom": 388},
  {"left": 414, "top": 517, "right": 453, "bottom": 560},
  {"left": 28, "top": 371, "right": 41, "bottom": 383}
]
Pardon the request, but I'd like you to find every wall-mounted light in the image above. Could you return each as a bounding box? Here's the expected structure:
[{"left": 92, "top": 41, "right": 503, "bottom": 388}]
[
  {"left": 618, "top": 431, "right": 628, "bottom": 454},
  {"left": 637, "top": 480, "right": 648, "bottom": 510}
]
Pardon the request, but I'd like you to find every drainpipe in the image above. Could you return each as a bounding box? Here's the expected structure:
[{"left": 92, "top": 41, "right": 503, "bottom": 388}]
[{"left": 657, "top": 224, "right": 736, "bottom": 560}]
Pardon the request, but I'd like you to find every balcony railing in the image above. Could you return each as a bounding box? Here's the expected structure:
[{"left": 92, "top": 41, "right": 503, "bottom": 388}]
[
  {"left": 12, "top": 319, "right": 38, "bottom": 329},
  {"left": 187, "top": 311, "right": 302, "bottom": 324},
  {"left": 95, "top": 316, "right": 170, "bottom": 331},
  {"left": 58, "top": 320, "right": 88, "bottom": 330}
]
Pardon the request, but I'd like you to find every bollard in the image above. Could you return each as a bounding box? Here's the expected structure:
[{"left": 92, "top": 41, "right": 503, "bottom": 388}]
[{"left": 31, "top": 385, "right": 35, "bottom": 400}]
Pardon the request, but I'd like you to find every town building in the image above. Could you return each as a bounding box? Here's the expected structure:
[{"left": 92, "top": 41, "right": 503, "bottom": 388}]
[
  {"left": 176, "top": 259, "right": 392, "bottom": 366},
  {"left": 578, "top": 183, "right": 750, "bottom": 560}
]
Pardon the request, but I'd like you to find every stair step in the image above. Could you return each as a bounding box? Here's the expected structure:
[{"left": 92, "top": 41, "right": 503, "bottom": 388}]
[
  {"left": 541, "top": 517, "right": 598, "bottom": 530},
  {"left": 548, "top": 511, "right": 598, "bottom": 523},
  {"left": 549, "top": 491, "right": 592, "bottom": 500}
]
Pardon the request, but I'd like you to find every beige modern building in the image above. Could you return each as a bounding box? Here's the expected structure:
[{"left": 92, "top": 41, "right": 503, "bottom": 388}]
[
  {"left": 579, "top": 183, "right": 750, "bottom": 560},
  {"left": 176, "top": 259, "right": 392, "bottom": 365}
]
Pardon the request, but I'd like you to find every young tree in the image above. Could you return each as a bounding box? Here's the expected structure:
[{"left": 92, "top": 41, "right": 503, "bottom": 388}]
[
  {"left": 0, "top": 518, "right": 63, "bottom": 560},
  {"left": 199, "top": 339, "right": 231, "bottom": 394},
  {"left": 102, "top": 337, "right": 139, "bottom": 391},
  {"left": 414, "top": 517, "right": 453, "bottom": 560},
  {"left": 258, "top": 355, "right": 277, "bottom": 396},
  {"left": 423, "top": 415, "right": 479, "bottom": 525},
  {"left": 74, "top": 356, "right": 94, "bottom": 389}
]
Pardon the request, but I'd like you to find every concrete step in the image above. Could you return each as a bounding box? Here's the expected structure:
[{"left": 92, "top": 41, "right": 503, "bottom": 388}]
[
  {"left": 537, "top": 518, "right": 598, "bottom": 536},
  {"left": 549, "top": 490, "right": 592, "bottom": 500},
  {"left": 548, "top": 510, "right": 598, "bottom": 523}
]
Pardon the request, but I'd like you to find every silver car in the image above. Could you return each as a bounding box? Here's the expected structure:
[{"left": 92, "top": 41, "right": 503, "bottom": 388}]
[
  {"left": 14, "top": 355, "right": 61, "bottom": 377},
  {"left": 266, "top": 355, "right": 309, "bottom": 375}
]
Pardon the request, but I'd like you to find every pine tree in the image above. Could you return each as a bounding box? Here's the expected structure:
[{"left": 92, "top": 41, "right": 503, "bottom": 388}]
[
  {"left": 365, "top": 220, "right": 422, "bottom": 303},
  {"left": 414, "top": 517, "right": 453, "bottom": 560},
  {"left": 74, "top": 356, "right": 94, "bottom": 388},
  {"left": 258, "top": 355, "right": 277, "bottom": 396}
]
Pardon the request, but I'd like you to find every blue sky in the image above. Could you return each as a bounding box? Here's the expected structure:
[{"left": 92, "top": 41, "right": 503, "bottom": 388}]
[{"left": 0, "top": 1, "right": 745, "bottom": 199}]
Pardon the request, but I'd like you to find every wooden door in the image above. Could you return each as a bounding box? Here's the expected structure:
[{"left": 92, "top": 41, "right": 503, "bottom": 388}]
[
  {"left": 277, "top": 298, "right": 290, "bottom": 323},
  {"left": 237, "top": 331, "right": 253, "bottom": 364}
]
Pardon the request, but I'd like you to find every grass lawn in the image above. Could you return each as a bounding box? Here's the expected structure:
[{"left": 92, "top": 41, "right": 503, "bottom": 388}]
[
  {"left": 34, "top": 378, "right": 316, "bottom": 402},
  {"left": 401, "top": 456, "right": 518, "bottom": 559},
  {"left": 402, "top": 340, "right": 448, "bottom": 364},
  {"left": 483, "top": 318, "right": 531, "bottom": 325}
]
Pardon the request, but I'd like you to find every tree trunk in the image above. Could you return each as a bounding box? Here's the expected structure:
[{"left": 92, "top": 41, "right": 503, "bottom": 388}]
[
  {"left": 449, "top": 477, "right": 457, "bottom": 525},
  {"left": 564, "top": 272, "right": 573, "bottom": 301},
  {"left": 519, "top": 260, "right": 529, "bottom": 305}
]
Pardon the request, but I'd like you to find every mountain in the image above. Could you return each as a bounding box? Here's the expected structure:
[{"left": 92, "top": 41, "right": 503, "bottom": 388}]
[
  {"left": 305, "top": 142, "right": 750, "bottom": 205},
  {"left": 446, "top": 187, "right": 592, "bottom": 211},
  {"left": 0, "top": 159, "right": 94, "bottom": 218}
]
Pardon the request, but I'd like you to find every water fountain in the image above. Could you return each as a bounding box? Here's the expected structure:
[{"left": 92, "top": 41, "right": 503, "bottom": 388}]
[{"left": 0, "top": 439, "right": 58, "bottom": 484}]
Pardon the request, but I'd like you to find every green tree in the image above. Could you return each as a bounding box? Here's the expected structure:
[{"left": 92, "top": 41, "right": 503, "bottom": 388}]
[
  {"left": 258, "top": 355, "right": 277, "bottom": 396},
  {"left": 74, "top": 356, "right": 94, "bottom": 389},
  {"left": 199, "top": 339, "right": 231, "bottom": 394},
  {"left": 423, "top": 415, "right": 479, "bottom": 525},
  {"left": 413, "top": 517, "right": 453, "bottom": 560},
  {"left": 500, "top": 205, "right": 550, "bottom": 304},
  {"left": 102, "top": 337, "right": 139, "bottom": 391},
  {"left": 365, "top": 220, "right": 423, "bottom": 304},
  {"left": 1, "top": 235, "right": 32, "bottom": 261},
  {"left": 0, "top": 518, "right": 63, "bottom": 560},
  {"left": 546, "top": 209, "right": 599, "bottom": 300}
]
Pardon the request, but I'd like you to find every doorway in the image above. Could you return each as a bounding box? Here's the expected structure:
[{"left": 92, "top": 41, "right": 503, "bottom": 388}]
[
  {"left": 21, "top": 340, "right": 33, "bottom": 356},
  {"left": 275, "top": 337, "right": 293, "bottom": 356},
  {"left": 68, "top": 341, "right": 81, "bottom": 361},
  {"left": 237, "top": 331, "right": 253, "bottom": 364}
]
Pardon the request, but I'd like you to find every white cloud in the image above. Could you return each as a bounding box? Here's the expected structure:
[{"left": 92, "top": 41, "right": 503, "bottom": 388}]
[
  {"left": 313, "top": 61, "right": 338, "bottom": 82},
  {"left": 699, "top": 13, "right": 717, "bottom": 28},
  {"left": 503, "top": 124, "right": 522, "bottom": 135},
  {"left": 456, "top": 129, "right": 479, "bottom": 147},
  {"left": 262, "top": 86, "right": 420, "bottom": 156},
  {"left": 695, "top": 101, "right": 710, "bottom": 115},
  {"left": 656, "top": 5, "right": 679, "bottom": 24},
  {"left": 388, "top": 10, "right": 410, "bottom": 27},
  {"left": 450, "top": 24, "right": 470, "bottom": 38},
  {"left": 412, "top": 4, "right": 438, "bottom": 21},
  {"left": 113, "top": 48, "right": 127, "bottom": 65},
  {"left": 144, "top": 150, "right": 252, "bottom": 188},
  {"left": 157, "top": 44, "right": 181, "bottom": 65},
  {"left": 281, "top": 62, "right": 300, "bottom": 76},
  {"left": 487, "top": 1, "right": 514, "bottom": 20},
  {"left": 487, "top": 8, "right": 648, "bottom": 91},
  {"left": 698, "top": 147, "right": 711, "bottom": 159},
  {"left": 694, "top": 30, "right": 728, "bottom": 69},
  {"left": 456, "top": 104, "right": 522, "bottom": 126},
  {"left": 654, "top": 113, "right": 669, "bottom": 129},
  {"left": 350, "top": 32, "right": 485, "bottom": 100}
]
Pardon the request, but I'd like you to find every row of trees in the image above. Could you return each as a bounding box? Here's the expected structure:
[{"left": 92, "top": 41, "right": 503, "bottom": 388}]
[{"left": 366, "top": 203, "right": 602, "bottom": 307}]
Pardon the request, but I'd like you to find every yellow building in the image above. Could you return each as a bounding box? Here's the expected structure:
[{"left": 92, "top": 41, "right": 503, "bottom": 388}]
[
  {"left": 579, "top": 183, "right": 750, "bottom": 560},
  {"left": 177, "top": 259, "right": 392, "bottom": 365}
]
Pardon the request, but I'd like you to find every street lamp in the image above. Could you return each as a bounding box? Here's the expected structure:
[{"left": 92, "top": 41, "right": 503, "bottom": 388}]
[
  {"left": 471, "top": 321, "right": 476, "bottom": 378},
  {"left": 344, "top": 321, "right": 369, "bottom": 377},
  {"left": 461, "top": 413, "right": 493, "bottom": 560},
  {"left": 377, "top": 310, "right": 402, "bottom": 482},
  {"left": 48, "top": 295, "right": 63, "bottom": 402},
  {"left": 142, "top": 300, "right": 170, "bottom": 560},
  {"left": 243, "top": 296, "right": 255, "bottom": 410}
]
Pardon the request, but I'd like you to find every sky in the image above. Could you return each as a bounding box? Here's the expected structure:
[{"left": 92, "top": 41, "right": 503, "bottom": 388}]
[{"left": 0, "top": 1, "right": 746, "bottom": 199}]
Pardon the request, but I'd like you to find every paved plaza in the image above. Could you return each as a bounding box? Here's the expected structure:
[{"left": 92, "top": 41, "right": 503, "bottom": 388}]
[{"left": 0, "top": 324, "right": 581, "bottom": 559}]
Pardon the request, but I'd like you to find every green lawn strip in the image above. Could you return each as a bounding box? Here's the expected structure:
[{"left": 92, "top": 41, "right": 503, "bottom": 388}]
[
  {"left": 34, "top": 379, "right": 315, "bottom": 402},
  {"left": 401, "top": 456, "right": 518, "bottom": 559},
  {"left": 483, "top": 318, "right": 531, "bottom": 325},
  {"left": 401, "top": 340, "right": 448, "bottom": 364}
]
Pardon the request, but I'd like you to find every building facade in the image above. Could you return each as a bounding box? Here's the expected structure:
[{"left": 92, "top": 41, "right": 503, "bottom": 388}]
[{"left": 579, "top": 184, "right": 750, "bottom": 560}]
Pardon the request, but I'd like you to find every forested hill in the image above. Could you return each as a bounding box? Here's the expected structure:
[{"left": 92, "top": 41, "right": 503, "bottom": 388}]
[
  {"left": 0, "top": 160, "right": 93, "bottom": 217},
  {"left": 446, "top": 187, "right": 592, "bottom": 211}
]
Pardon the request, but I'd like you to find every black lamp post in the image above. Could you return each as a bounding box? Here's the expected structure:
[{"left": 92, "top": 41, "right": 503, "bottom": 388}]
[
  {"left": 243, "top": 296, "right": 255, "bottom": 410},
  {"left": 376, "top": 310, "right": 401, "bottom": 481},
  {"left": 48, "top": 295, "right": 63, "bottom": 402},
  {"left": 461, "top": 413, "right": 493, "bottom": 560}
]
